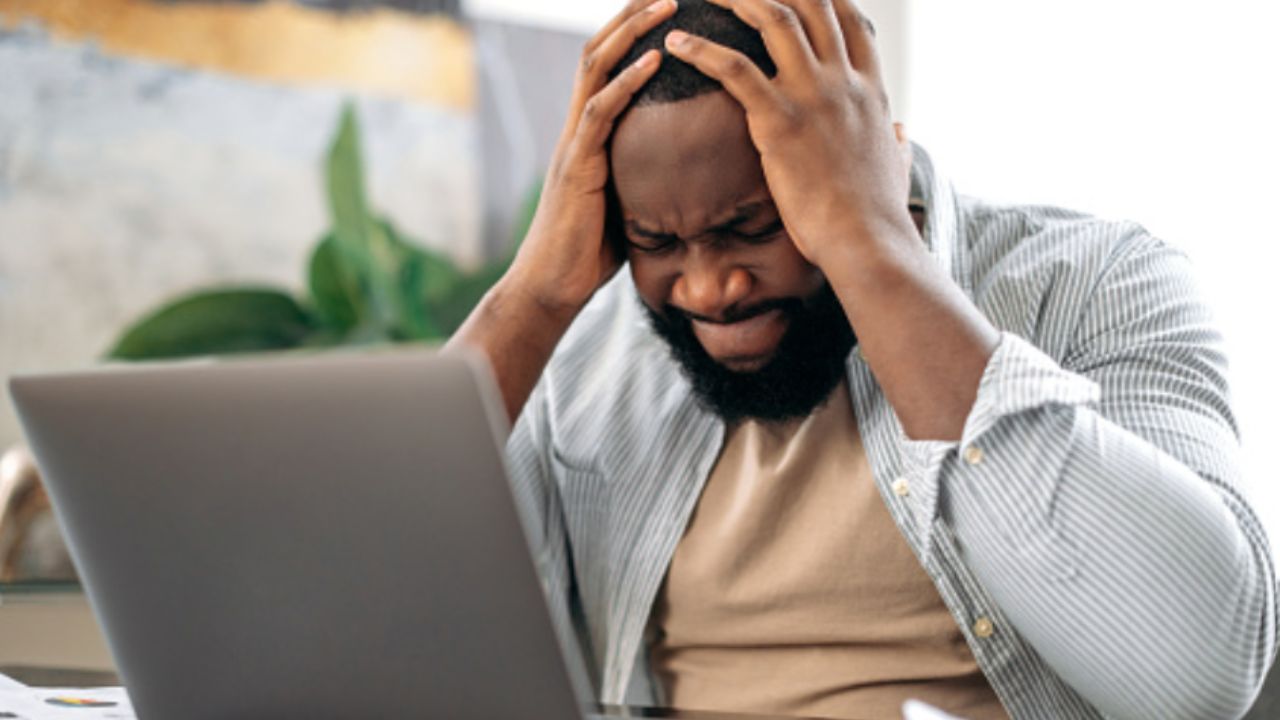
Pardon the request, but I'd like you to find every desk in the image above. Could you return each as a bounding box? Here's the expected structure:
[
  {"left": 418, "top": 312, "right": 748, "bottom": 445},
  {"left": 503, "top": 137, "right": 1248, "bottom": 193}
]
[
  {"left": 3, "top": 668, "right": 823, "bottom": 720},
  {"left": 0, "top": 586, "right": 113, "bottom": 671},
  {"left": 596, "top": 708, "right": 824, "bottom": 719}
]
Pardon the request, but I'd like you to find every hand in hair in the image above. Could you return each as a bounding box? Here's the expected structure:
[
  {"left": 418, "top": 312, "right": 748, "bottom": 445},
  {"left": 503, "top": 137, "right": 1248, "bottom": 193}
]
[
  {"left": 662, "top": 0, "right": 915, "bottom": 272},
  {"left": 446, "top": 0, "right": 676, "bottom": 424},
  {"left": 664, "top": 0, "right": 1000, "bottom": 441},
  {"left": 505, "top": 0, "right": 676, "bottom": 316}
]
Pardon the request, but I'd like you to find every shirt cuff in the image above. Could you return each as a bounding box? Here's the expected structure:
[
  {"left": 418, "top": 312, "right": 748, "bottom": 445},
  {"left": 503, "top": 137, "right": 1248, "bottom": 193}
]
[
  {"left": 961, "top": 332, "right": 1100, "bottom": 448},
  {"left": 898, "top": 332, "right": 1100, "bottom": 535}
]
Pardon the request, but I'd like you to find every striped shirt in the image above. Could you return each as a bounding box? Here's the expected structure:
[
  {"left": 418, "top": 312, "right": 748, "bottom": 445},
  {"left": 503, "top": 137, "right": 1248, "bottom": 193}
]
[{"left": 504, "top": 145, "right": 1278, "bottom": 719}]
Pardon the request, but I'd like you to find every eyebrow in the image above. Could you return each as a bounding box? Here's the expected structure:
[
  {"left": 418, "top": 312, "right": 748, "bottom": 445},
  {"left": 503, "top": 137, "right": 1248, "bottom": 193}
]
[{"left": 625, "top": 201, "right": 774, "bottom": 242}]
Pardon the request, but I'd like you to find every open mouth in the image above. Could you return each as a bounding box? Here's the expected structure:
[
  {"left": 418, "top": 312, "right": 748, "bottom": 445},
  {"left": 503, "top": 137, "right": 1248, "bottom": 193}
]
[{"left": 690, "top": 308, "right": 789, "bottom": 371}]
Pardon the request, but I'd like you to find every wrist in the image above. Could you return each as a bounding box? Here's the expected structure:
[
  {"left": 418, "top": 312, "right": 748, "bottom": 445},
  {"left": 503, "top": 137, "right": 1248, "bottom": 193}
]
[
  {"left": 812, "top": 211, "right": 922, "bottom": 284},
  {"left": 491, "top": 272, "right": 586, "bottom": 332}
]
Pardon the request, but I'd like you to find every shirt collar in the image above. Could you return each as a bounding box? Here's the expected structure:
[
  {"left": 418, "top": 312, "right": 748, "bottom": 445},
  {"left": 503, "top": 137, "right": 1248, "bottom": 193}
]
[{"left": 909, "top": 143, "right": 968, "bottom": 293}]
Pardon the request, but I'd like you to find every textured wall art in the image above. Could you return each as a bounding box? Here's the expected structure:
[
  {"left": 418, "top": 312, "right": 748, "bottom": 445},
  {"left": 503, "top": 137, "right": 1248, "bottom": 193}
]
[{"left": 0, "top": 0, "right": 481, "bottom": 455}]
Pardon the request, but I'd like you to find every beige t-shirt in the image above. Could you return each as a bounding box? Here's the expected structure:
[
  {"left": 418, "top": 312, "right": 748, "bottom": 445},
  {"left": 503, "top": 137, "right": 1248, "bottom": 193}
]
[{"left": 649, "top": 382, "right": 1008, "bottom": 720}]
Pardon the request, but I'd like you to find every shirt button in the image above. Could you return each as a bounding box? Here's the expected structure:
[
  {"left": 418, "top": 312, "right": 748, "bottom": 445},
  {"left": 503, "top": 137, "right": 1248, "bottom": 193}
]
[
  {"left": 855, "top": 344, "right": 867, "bottom": 361},
  {"left": 973, "top": 617, "right": 995, "bottom": 639},
  {"left": 892, "top": 477, "right": 911, "bottom": 497},
  {"left": 963, "top": 446, "right": 985, "bottom": 466}
]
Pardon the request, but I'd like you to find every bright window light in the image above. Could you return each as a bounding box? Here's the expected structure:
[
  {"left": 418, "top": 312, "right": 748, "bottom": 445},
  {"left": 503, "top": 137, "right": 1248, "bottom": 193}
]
[{"left": 907, "top": 0, "right": 1280, "bottom": 537}]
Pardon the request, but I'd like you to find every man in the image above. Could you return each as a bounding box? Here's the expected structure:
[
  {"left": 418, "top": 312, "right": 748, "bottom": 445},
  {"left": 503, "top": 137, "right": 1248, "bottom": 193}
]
[{"left": 447, "top": 1, "right": 1278, "bottom": 718}]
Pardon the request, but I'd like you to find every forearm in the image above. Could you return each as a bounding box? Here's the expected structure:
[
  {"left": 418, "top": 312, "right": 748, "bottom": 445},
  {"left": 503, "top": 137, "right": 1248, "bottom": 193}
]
[
  {"left": 444, "top": 276, "right": 580, "bottom": 425},
  {"left": 945, "top": 401, "right": 1274, "bottom": 719},
  {"left": 909, "top": 335, "right": 1278, "bottom": 718},
  {"left": 822, "top": 229, "right": 1001, "bottom": 441}
]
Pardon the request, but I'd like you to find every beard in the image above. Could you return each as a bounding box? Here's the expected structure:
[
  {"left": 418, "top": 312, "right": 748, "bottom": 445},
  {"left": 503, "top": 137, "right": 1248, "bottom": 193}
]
[{"left": 642, "top": 283, "right": 857, "bottom": 424}]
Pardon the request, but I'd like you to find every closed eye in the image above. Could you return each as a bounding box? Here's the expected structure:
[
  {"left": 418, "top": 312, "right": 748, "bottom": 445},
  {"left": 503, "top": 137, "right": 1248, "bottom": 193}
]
[
  {"left": 732, "top": 219, "right": 786, "bottom": 243},
  {"left": 625, "top": 218, "right": 784, "bottom": 253},
  {"left": 627, "top": 237, "right": 679, "bottom": 255}
]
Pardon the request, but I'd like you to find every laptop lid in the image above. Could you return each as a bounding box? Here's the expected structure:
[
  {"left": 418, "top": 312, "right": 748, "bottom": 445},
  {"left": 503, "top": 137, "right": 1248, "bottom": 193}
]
[{"left": 10, "top": 349, "right": 592, "bottom": 719}]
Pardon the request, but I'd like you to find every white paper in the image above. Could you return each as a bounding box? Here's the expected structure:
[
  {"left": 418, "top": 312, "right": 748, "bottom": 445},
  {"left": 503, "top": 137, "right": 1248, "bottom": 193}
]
[
  {"left": 902, "top": 698, "right": 968, "bottom": 720},
  {"left": 0, "top": 672, "right": 27, "bottom": 691},
  {"left": 0, "top": 686, "right": 135, "bottom": 719}
]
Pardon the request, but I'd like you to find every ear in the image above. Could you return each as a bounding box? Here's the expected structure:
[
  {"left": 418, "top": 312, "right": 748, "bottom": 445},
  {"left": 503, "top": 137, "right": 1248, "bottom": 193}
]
[{"left": 893, "top": 122, "right": 913, "bottom": 188}]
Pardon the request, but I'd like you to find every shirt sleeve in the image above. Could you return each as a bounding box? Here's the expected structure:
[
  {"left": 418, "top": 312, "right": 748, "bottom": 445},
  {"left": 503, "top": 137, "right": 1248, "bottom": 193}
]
[
  {"left": 908, "top": 234, "right": 1278, "bottom": 719},
  {"left": 504, "top": 377, "right": 599, "bottom": 695}
]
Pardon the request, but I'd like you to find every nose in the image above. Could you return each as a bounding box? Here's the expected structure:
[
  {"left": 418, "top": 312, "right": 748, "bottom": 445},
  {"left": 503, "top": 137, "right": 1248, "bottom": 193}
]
[{"left": 670, "top": 247, "right": 753, "bottom": 320}]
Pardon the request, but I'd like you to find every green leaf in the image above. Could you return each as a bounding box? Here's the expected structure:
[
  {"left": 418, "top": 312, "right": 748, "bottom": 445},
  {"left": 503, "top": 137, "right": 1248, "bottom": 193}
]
[
  {"left": 325, "top": 102, "right": 374, "bottom": 286},
  {"left": 326, "top": 102, "right": 406, "bottom": 338},
  {"left": 307, "top": 234, "right": 363, "bottom": 335},
  {"left": 106, "top": 288, "right": 316, "bottom": 360},
  {"left": 359, "top": 216, "right": 508, "bottom": 341},
  {"left": 361, "top": 219, "right": 415, "bottom": 337},
  {"left": 431, "top": 259, "right": 512, "bottom": 337},
  {"left": 378, "top": 219, "right": 461, "bottom": 339},
  {"left": 417, "top": 180, "right": 537, "bottom": 338},
  {"left": 109, "top": 113, "right": 541, "bottom": 360},
  {"left": 417, "top": 248, "right": 461, "bottom": 308},
  {"left": 392, "top": 248, "right": 437, "bottom": 340}
]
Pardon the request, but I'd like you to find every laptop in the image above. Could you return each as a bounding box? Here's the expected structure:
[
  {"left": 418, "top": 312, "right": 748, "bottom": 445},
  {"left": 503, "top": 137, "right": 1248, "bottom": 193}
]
[{"left": 9, "top": 349, "right": 612, "bottom": 719}]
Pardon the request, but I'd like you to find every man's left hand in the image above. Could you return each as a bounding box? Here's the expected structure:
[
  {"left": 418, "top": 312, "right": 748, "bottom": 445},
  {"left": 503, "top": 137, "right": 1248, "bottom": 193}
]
[
  {"left": 664, "top": 0, "right": 916, "bottom": 271},
  {"left": 669, "top": 0, "right": 1001, "bottom": 442}
]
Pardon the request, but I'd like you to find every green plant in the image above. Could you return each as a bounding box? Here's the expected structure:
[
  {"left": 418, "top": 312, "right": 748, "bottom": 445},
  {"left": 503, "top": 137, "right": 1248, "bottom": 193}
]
[{"left": 107, "top": 103, "right": 538, "bottom": 360}]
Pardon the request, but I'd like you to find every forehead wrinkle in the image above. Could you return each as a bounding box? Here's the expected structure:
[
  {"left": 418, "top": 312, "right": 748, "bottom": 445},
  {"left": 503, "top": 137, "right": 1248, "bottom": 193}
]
[
  {"left": 628, "top": 197, "right": 775, "bottom": 240},
  {"left": 613, "top": 92, "right": 777, "bottom": 247}
]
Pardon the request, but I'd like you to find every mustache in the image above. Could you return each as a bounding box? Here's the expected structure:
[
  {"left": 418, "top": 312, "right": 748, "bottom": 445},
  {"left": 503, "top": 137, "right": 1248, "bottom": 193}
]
[
  {"left": 641, "top": 282, "right": 857, "bottom": 424},
  {"left": 664, "top": 297, "right": 805, "bottom": 326}
]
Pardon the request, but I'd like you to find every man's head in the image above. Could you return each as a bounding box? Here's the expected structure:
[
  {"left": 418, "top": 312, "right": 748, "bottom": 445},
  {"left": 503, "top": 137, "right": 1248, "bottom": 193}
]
[
  {"left": 612, "top": 1, "right": 776, "bottom": 107},
  {"left": 608, "top": 0, "right": 857, "bottom": 424}
]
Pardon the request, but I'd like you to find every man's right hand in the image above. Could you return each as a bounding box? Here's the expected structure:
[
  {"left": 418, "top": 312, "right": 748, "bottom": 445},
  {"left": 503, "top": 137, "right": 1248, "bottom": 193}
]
[
  {"left": 504, "top": 0, "right": 674, "bottom": 317},
  {"left": 447, "top": 0, "right": 675, "bottom": 425}
]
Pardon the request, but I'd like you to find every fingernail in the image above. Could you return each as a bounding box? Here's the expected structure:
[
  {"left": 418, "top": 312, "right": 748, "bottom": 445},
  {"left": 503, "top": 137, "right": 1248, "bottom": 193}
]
[
  {"left": 636, "top": 50, "right": 659, "bottom": 70},
  {"left": 666, "top": 30, "right": 690, "bottom": 50},
  {"left": 648, "top": 0, "right": 674, "bottom": 12}
]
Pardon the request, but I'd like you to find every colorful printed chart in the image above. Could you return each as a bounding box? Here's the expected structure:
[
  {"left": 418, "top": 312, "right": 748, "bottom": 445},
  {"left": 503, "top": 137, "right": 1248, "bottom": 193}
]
[
  {"left": 0, "top": 676, "right": 134, "bottom": 720},
  {"left": 44, "top": 697, "right": 118, "bottom": 708}
]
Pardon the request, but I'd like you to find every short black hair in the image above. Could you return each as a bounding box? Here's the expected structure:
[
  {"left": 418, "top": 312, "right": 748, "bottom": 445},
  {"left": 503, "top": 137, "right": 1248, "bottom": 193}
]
[{"left": 610, "top": 0, "right": 777, "bottom": 107}]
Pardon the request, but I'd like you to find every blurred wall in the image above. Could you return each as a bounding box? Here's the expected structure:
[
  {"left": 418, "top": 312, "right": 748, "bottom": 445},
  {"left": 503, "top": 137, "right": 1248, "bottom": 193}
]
[
  {"left": 472, "top": 18, "right": 580, "bottom": 256},
  {"left": 905, "top": 0, "right": 1280, "bottom": 537}
]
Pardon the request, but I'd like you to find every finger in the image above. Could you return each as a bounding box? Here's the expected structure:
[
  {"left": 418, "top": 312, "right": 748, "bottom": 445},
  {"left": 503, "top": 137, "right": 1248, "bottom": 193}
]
[
  {"left": 570, "top": 0, "right": 677, "bottom": 114},
  {"left": 665, "top": 31, "right": 777, "bottom": 111},
  {"left": 701, "top": 0, "right": 818, "bottom": 74},
  {"left": 560, "top": 0, "right": 675, "bottom": 147},
  {"left": 832, "top": 0, "right": 883, "bottom": 80},
  {"left": 575, "top": 50, "right": 664, "bottom": 150},
  {"left": 784, "top": 0, "right": 848, "bottom": 64},
  {"left": 586, "top": 0, "right": 670, "bottom": 59},
  {"left": 710, "top": 0, "right": 846, "bottom": 65}
]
